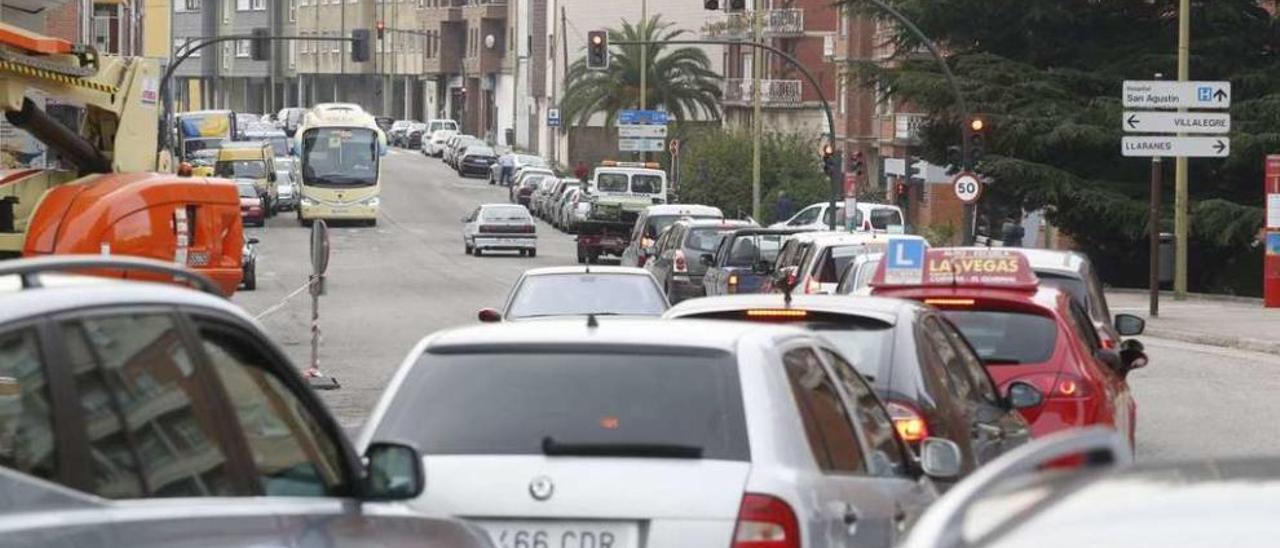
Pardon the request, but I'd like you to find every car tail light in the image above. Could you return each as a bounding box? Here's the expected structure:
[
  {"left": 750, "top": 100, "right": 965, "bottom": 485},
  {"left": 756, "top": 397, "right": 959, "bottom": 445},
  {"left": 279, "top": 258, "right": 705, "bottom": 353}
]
[
  {"left": 674, "top": 250, "right": 687, "bottom": 273},
  {"left": 519, "top": 225, "right": 535, "bottom": 234},
  {"left": 1051, "top": 373, "right": 1091, "bottom": 398},
  {"left": 728, "top": 273, "right": 739, "bottom": 292},
  {"left": 886, "top": 400, "right": 929, "bottom": 443},
  {"left": 733, "top": 493, "right": 800, "bottom": 548},
  {"left": 479, "top": 225, "right": 496, "bottom": 234}
]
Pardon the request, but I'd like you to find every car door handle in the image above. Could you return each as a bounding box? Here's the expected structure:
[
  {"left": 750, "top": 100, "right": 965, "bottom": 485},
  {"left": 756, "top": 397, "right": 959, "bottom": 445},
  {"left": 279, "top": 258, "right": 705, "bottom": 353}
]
[{"left": 974, "top": 423, "right": 1004, "bottom": 439}]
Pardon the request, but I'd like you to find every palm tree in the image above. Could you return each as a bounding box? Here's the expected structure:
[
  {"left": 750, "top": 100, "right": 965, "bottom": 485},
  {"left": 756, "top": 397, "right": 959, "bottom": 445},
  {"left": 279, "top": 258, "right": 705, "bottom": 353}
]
[{"left": 561, "top": 16, "right": 722, "bottom": 127}]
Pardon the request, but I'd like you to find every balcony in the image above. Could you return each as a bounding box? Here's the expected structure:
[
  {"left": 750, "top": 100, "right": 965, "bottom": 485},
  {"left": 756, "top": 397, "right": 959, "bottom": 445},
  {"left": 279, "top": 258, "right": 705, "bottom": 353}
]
[
  {"left": 702, "top": 9, "right": 805, "bottom": 40},
  {"left": 722, "top": 78, "right": 803, "bottom": 106},
  {"left": 463, "top": 0, "right": 507, "bottom": 20}
]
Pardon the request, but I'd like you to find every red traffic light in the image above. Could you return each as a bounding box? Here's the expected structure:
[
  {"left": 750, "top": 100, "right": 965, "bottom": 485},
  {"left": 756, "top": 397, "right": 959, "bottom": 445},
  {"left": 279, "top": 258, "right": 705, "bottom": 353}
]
[
  {"left": 591, "top": 34, "right": 604, "bottom": 46},
  {"left": 969, "top": 118, "right": 985, "bottom": 132},
  {"left": 377, "top": 20, "right": 385, "bottom": 30}
]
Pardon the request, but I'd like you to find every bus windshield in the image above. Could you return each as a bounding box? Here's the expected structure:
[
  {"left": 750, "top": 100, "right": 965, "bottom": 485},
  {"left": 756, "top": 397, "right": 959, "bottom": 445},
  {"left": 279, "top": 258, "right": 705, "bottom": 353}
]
[{"left": 301, "top": 127, "right": 379, "bottom": 187}]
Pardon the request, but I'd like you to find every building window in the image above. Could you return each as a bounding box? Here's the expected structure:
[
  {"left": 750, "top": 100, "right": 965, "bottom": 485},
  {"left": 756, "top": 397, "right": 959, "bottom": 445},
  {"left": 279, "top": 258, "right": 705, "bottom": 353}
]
[
  {"left": 235, "top": 39, "right": 250, "bottom": 58},
  {"left": 289, "top": 40, "right": 297, "bottom": 68},
  {"left": 237, "top": 0, "right": 265, "bottom": 10},
  {"left": 289, "top": 0, "right": 297, "bottom": 21},
  {"left": 176, "top": 0, "right": 201, "bottom": 11}
]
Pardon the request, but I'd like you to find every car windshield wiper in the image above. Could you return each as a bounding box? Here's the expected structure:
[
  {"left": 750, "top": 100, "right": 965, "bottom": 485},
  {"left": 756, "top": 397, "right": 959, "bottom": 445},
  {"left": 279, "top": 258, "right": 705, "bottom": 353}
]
[
  {"left": 982, "top": 356, "right": 1024, "bottom": 365},
  {"left": 541, "top": 436, "right": 704, "bottom": 459}
]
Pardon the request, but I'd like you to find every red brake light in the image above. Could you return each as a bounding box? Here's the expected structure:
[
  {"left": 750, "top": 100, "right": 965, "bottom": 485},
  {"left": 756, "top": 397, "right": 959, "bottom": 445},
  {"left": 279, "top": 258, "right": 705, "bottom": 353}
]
[
  {"left": 733, "top": 493, "right": 800, "bottom": 548},
  {"left": 886, "top": 400, "right": 929, "bottom": 443},
  {"left": 674, "top": 250, "right": 687, "bottom": 273},
  {"left": 1052, "top": 374, "right": 1091, "bottom": 398}
]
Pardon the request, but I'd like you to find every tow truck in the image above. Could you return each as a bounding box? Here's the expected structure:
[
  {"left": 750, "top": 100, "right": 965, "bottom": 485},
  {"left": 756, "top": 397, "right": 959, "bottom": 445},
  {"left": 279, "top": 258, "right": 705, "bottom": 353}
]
[
  {"left": 575, "top": 161, "right": 668, "bottom": 264},
  {"left": 0, "top": 23, "right": 245, "bottom": 294}
]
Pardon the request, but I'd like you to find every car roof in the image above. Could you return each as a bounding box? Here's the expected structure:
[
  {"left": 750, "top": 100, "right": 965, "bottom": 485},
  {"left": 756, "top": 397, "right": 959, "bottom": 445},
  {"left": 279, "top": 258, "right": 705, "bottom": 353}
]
[
  {"left": 795, "top": 231, "right": 911, "bottom": 246},
  {"left": 675, "top": 218, "right": 755, "bottom": 229},
  {"left": 0, "top": 274, "right": 253, "bottom": 327},
  {"left": 522, "top": 266, "right": 652, "bottom": 276},
  {"left": 664, "top": 294, "right": 910, "bottom": 325},
  {"left": 644, "top": 204, "right": 723, "bottom": 217},
  {"left": 424, "top": 318, "right": 807, "bottom": 354},
  {"left": 975, "top": 458, "right": 1280, "bottom": 548}
]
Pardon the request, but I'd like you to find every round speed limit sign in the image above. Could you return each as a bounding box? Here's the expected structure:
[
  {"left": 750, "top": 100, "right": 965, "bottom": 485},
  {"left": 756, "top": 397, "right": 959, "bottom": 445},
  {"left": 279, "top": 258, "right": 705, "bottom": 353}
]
[{"left": 952, "top": 173, "right": 982, "bottom": 204}]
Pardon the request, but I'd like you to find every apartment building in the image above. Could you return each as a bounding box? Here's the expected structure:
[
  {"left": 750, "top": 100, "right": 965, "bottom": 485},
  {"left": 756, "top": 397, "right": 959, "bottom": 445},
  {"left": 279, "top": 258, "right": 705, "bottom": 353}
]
[
  {"left": 715, "top": 0, "right": 835, "bottom": 138},
  {"left": 420, "top": 0, "right": 514, "bottom": 144},
  {"left": 172, "top": 0, "right": 295, "bottom": 114}
]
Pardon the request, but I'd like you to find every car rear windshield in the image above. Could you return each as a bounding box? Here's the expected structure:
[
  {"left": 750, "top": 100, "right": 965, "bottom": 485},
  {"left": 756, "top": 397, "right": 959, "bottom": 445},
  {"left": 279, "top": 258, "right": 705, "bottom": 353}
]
[
  {"left": 724, "top": 233, "right": 787, "bottom": 267},
  {"left": 686, "top": 227, "right": 732, "bottom": 252},
  {"left": 481, "top": 207, "right": 530, "bottom": 221},
  {"left": 868, "top": 208, "right": 903, "bottom": 230},
  {"left": 373, "top": 350, "right": 750, "bottom": 461},
  {"left": 646, "top": 214, "right": 719, "bottom": 239},
  {"left": 1037, "top": 273, "right": 1087, "bottom": 310},
  {"left": 814, "top": 245, "right": 875, "bottom": 283},
  {"left": 632, "top": 175, "right": 662, "bottom": 194},
  {"left": 682, "top": 311, "right": 893, "bottom": 381},
  {"left": 597, "top": 173, "right": 629, "bottom": 192},
  {"left": 942, "top": 310, "right": 1059, "bottom": 365},
  {"left": 507, "top": 274, "right": 667, "bottom": 318}
]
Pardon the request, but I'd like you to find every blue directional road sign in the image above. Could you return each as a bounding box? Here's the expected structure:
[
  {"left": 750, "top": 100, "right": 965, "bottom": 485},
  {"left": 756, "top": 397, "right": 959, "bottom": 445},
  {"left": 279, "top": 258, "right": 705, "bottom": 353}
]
[
  {"left": 884, "top": 238, "right": 926, "bottom": 285},
  {"left": 618, "top": 109, "right": 669, "bottom": 126},
  {"left": 548, "top": 108, "right": 561, "bottom": 128}
]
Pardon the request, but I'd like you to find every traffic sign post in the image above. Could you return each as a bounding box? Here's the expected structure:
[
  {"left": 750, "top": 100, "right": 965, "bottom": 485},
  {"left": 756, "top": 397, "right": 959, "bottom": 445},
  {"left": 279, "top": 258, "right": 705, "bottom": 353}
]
[
  {"left": 617, "top": 109, "right": 668, "bottom": 153},
  {"left": 1121, "top": 136, "right": 1230, "bottom": 158},
  {"left": 1122, "top": 80, "right": 1231, "bottom": 110},
  {"left": 952, "top": 172, "right": 982, "bottom": 204},
  {"left": 307, "top": 220, "right": 339, "bottom": 390},
  {"left": 548, "top": 108, "right": 561, "bottom": 128},
  {"left": 1123, "top": 111, "right": 1230, "bottom": 134}
]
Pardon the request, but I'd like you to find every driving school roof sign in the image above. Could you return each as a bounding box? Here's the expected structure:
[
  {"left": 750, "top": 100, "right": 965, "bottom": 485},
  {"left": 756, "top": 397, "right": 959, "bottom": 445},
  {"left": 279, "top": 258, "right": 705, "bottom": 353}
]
[{"left": 872, "top": 248, "right": 1039, "bottom": 290}]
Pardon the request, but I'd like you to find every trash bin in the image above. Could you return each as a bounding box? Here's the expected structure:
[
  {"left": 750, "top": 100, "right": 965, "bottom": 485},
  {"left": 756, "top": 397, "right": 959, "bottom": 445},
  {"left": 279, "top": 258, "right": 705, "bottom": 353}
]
[{"left": 1158, "top": 232, "right": 1174, "bottom": 284}]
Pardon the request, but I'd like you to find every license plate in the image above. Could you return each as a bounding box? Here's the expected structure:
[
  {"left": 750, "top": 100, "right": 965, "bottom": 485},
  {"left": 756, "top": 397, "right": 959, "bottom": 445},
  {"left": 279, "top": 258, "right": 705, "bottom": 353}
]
[
  {"left": 330, "top": 208, "right": 348, "bottom": 214},
  {"left": 477, "top": 520, "right": 637, "bottom": 548}
]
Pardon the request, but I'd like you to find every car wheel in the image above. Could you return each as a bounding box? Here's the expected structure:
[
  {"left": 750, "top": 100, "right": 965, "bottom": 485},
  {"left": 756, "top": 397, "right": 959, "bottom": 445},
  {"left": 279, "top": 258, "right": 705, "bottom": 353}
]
[
  {"left": 366, "top": 218, "right": 378, "bottom": 227},
  {"left": 587, "top": 251, "right": 599, "bottom": 264},
  {"left": 243, "top": 263, "right": 257, "bottom": 291},
  {"left": 473, "top": 246, "right": 483, "bottom": 257},
  {"left": 465, "top": 241, "right": 472, "bottom": 254},
  {"left": 528, "top": 248, "right": 537, "bottom": 258},
  {"left": 577, "top": 247, "right": 586, "bottom": 264}
]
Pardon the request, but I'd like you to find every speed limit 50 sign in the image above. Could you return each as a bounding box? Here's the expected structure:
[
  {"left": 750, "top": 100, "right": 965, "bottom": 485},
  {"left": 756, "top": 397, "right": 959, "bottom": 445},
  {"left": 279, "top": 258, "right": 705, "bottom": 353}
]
[{"left": 952, "top": 173, "right": 982, "bottom": 204}]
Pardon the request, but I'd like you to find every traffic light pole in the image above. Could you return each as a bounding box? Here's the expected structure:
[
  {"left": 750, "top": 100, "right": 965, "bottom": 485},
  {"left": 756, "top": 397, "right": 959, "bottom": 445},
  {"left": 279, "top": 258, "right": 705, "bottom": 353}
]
[{"left": 615, "top": 38, "right": 841, "bottom": 229}]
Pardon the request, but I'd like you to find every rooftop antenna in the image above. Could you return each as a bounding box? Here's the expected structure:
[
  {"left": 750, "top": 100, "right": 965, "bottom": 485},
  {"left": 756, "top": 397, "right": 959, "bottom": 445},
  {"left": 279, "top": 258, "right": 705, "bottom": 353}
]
[{"left": 587, "top": 313, "right": 599, "bottom": 328}]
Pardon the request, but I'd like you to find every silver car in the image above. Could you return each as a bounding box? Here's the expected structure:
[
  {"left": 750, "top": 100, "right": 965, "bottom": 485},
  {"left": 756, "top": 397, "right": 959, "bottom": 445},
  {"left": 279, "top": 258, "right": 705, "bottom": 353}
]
[
  {"left": 0, "top": 256, "right": 489, "bottom": 548},
  {"left": 475, "top": 266, "right": 668, "bottom": 322},
  {"left": 357, "top": 319, "right": 962, "bottom": 548},
  {"left": 462, "top": 204, "right": 537, "bottom": 257}
]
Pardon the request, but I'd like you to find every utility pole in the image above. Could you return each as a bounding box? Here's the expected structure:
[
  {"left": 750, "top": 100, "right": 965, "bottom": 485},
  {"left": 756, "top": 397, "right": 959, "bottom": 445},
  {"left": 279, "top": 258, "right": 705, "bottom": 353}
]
[
  {"left": 562, "top": 8, "right": 570, "bottom": 164},
  {"left": 1173, "top": 0, "right": 1190, "bottom": 299},
  {"left": 1149, "top": 71, "right": 1164, "bottom": 318},
  {"left": 751, "top": 1, "right": 763, "bottom": 222},
  {"left": 639, "top": 0, "right": 648, "bottom": 162}
]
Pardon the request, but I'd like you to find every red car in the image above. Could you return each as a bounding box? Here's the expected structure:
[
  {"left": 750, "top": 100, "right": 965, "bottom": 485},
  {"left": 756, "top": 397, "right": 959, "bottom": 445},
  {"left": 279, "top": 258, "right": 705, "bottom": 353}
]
[
  {"left": 870, "top": 247, "right": 1148, "bottom": 448},
  {"left": 237, "top": 181, "right": 265, "bottom": 227}
]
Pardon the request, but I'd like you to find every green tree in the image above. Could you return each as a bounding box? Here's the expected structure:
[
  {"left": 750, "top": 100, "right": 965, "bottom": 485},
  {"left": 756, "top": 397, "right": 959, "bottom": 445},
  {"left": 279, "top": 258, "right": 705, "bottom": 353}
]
[
  {"left": 846, "top": 0, "right": 1274, "bottom": 293},
  {"left": 561, "top": 16, "right": 723, "bottom": 127},
  {"left": 678, "top": 128, "right": 830, "bottom": 223}
]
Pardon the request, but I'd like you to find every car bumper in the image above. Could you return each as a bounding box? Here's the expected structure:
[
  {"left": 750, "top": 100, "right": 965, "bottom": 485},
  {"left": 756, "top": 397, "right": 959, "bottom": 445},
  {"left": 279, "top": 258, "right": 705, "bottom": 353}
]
[
  {"left": 461, "top": 163, "right": 495, "bottom": 175},
  {"left": 669, "top": 275, "right": 705, "bottom": 302},
  {"left": 300, "top": 203, "right": 378, "bottom": 220},
  {"left": 474, "top": 236, "right": 537, "bottom": 250}
]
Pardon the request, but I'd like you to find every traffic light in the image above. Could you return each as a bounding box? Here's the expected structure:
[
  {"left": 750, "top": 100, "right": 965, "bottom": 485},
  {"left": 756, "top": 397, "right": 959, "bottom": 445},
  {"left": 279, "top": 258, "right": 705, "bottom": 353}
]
[
  {"left": 351, "top": 29, "right": 371, "bottom": 63},
  {"left": 728, "top": 0, "right": 746, "bottom": 11},
  {"left": 821, "top": 143, "right": 836, "bottom": 176},
  {"left": 703, "top": 0, "right": 719, "bottom": 9},
  {"left": 966, "top": 116, "right": 987, "bottom": 168},
  {"left": 250, "top": 27, "right": 270, "bottom": 61},
  {"left": 587, "top": 31, "right": 609, "bottom": 70},
  {"left": 377, "top": 20, "right": 386, "bottom": 41},
  {"left": 905, "top": 155, "right": 919, "bottom": 183}
]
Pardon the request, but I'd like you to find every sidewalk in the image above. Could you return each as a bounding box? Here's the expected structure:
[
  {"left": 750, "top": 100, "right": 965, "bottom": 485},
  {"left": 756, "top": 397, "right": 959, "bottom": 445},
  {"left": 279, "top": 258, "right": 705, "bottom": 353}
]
[{"left": 1106, "top": 290, "right": 1280, "bottom": 356}]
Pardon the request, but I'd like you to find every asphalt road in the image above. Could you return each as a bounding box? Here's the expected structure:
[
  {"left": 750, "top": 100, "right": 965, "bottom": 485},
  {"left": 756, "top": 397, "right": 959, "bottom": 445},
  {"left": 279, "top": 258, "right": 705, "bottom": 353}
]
[{"left": 235, "top": 148, "right": 1280, "bottom": 461}]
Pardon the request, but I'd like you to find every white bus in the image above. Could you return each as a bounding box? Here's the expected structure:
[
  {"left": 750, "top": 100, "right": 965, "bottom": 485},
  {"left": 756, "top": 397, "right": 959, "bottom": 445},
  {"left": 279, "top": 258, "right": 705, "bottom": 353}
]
[{"left": 294, "top": 105, "right": 387, "bottom": 226}]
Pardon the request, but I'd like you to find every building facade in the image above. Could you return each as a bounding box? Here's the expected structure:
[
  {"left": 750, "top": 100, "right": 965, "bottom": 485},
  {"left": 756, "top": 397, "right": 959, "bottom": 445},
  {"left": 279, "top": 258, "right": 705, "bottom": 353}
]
[{"left": 420, "top": 0, "right": 513, "bottom": 144}]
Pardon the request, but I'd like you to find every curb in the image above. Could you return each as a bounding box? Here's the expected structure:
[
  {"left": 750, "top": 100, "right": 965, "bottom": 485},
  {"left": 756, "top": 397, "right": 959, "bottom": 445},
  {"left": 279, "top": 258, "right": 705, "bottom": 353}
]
[{"left": 1144, "top": 325, "right": 1280, "bottom": 357}]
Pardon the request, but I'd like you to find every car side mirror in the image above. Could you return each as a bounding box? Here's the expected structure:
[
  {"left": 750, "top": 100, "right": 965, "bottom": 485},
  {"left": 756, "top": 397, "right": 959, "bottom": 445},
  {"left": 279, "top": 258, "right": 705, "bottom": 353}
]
[
  {"left": 477, "top": 308, "right": 502, "bottom": 323},
  {"left": 1006, "top": 381, "right": 1044, "bottom": 409},
  {"left": 1119, "top": 339, "right": 1148, "bottom": 373},
  {"left": 752, "top": 259, "right": 774, "bottom": 276},
  {"left": 362, "top": 441, "right": 424, "bottom": 501},
  {"left": 1114, "top": 313, "right": 1145, "bottom": 336},
  {"left": 918, "top": 437, "right": 962, "bottom": 480},
  {"left": 246, "top": 237, "right": 260, "bottom": 245},
  {"left": 700, "top": 253, "right": 715, "bottom": 267}
]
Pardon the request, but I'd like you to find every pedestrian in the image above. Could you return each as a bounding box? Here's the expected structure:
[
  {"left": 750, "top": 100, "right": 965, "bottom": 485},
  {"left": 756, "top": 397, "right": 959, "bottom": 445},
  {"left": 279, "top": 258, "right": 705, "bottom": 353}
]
[
  {"left": 574, "top": 160, "right": 590, "bottom": 181},
  {"left": 775, "top": 191, "right": 795, "bottom": 223},
  {"left": 498, "top": 153, "right": 515, "bottom": 187},
  {"left": 1001, "top": 213, "right": 1026, "bottom": 247}
]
